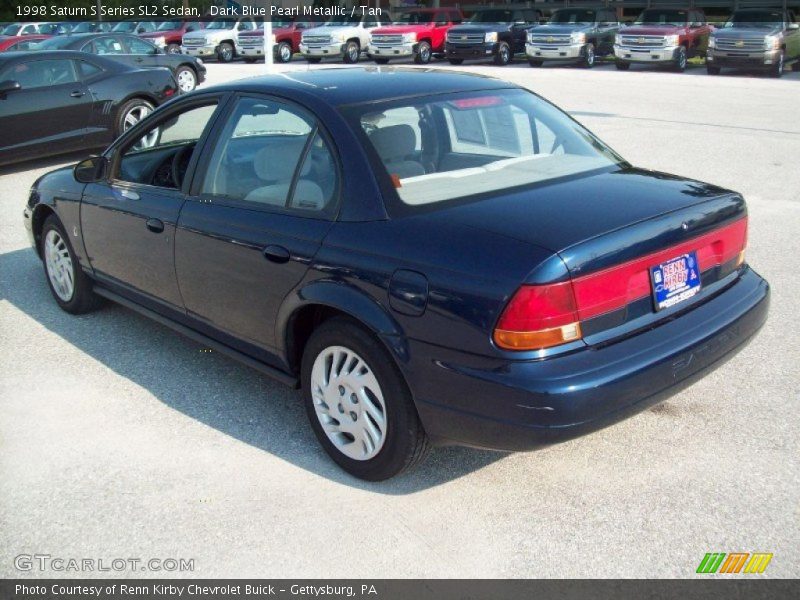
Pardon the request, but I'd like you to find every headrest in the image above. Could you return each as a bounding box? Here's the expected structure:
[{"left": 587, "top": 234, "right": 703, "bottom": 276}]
[
  {"left": 369, "top": 125, "right": 417, "bottom": 162},
  {"left": 253, "top": 139, "right": 307, "bottom": 181}
]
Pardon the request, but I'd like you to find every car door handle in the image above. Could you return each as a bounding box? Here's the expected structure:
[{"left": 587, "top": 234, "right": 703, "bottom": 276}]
[
  {"left": 70, "top": 90, "right": 85, "bottom": 98},
  {"left": 135, "top": 57, "right": 144, "bottom": 63},
  {"left": 262, "top": 245, "right": 290, "bottom": 263},
  {"left": 146, "top": 218, "right": 165, "bottom": 233}
]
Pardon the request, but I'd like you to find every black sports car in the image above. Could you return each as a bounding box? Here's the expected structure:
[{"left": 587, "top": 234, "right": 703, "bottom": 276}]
[
  {"left": 0, "top": 50, "right": 177, "bottom": 166},
  {"left": 33, "top": 33, "right": 206, "bottom": 93}
]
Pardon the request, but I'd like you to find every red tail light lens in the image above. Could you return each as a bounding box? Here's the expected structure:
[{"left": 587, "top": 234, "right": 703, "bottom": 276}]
[{"left": 494, "top": 282, "right": 582, "bottom": 351}]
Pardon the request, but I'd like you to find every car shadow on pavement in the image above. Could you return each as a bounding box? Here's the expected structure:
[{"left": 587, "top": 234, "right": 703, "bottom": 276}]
[{"left": 0, "top": 247, "right": 506, "bottom": 493}]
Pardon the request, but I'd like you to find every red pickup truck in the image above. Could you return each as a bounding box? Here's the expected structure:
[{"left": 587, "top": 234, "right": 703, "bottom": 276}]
[
  {"left": 367, "top": 7, "right": 463, "bottom": 64},
  {"left": 614, "top": 7, "right": 712, "bottom": 71},
  {"left": 237, "top": 21, "right": 307, "bottom": 63},
  {"left": 140, "top": 20, "right": 206, "bottom": 55}
]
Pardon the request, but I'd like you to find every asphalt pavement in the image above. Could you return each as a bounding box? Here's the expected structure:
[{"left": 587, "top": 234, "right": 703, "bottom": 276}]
[{"left": 1, "top": 58, "right": 798, "bottom": 578}]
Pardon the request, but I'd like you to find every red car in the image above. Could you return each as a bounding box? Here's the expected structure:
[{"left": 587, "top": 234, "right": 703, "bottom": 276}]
[
  {"left": 237, "top": 21, "right": 307, "bottom": 63},
  {"left": 139, "top": 20, "right": 206, "bottom": 54},
  {"left": 367, "top": 7, "right": 464, "bottom": 64},
  {"left": 614, "top": 7, "right": 712, "bottom": 72},
  {"left": 0, "top": 35, "right": 50, "bottom": 52}
]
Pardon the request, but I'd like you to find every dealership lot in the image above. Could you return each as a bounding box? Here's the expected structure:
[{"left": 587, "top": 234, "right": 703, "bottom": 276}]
[{"left": 1, "top": 61, "right": 798, "bottom": 578}]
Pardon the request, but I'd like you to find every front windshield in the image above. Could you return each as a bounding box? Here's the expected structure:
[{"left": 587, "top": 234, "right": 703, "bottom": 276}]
[
  {"left": 725, "top": 11, "right": 784, "bottom": 28},
  {"left": 323, "top": 14, "right": 362, "bottom": 26},
  {"left": 396, "top": 12, "right": 434, "bottom": 24},
  {"left": 206, "top": 19, "right": 235, "bottom": 30},
  {"left": 111, "top": 22, "right": 137, "bottom": 32},
  {"left": 550, "top": 10, "right": 596, "bottom": 24},
  {"left": 157, "top": 21, "right": 182, "bottom": 31},
  {"left": 469, "top": 10, "right": 514, "bottom": 24},
  {"left": 351, "top": 89, "right": 623, "bottom": 209},
  {"left": 2, "top": 24, "right": 22, "bottom": 36},
  {"left": 635, "top": 10, "right": 688, "bottom": 26},
  {"left": 69, "top": 22, "right": 94, "bottom": 33}
]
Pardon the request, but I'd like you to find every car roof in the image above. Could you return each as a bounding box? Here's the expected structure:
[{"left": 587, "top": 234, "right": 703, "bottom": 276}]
[
  {"left": 0, "top": 49, "right": 126, "bottom": 68},
  {"left": 208, "top": 67, "right": 516, "bottom": 106}
]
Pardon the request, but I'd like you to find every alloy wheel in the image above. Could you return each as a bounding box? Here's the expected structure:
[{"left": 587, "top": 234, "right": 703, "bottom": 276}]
[
  {"left": 585, "top": 45, "right": 595, "bottom": 67},
  {"left": 123, "top": 102, "right": 157, "bottom": 148},
  {"left": 44, "top": 230, "right": 75, "bottom": 302},
  {"left": 310, "top": 345, "right": 387, "bottom": 461},
  {"left": 177, "top": 69, "right": 196, "bottom": 93},
  {"left": 279, "top": 43, "right": 292, "bottom": 62}
]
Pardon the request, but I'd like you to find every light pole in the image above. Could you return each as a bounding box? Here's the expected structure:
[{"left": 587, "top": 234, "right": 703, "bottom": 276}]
[{"left": 263, "top": 17, "right": 274, "bottom": 71}]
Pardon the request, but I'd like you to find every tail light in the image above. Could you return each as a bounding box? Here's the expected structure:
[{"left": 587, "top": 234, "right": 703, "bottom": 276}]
[{"left": 493, "top": 281, "right": 583, "bottom": 351}]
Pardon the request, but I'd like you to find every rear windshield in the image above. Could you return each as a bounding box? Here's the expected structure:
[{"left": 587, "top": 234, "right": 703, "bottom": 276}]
[{"left": 348, "top": 89, "right": 623, "bottom": 210}]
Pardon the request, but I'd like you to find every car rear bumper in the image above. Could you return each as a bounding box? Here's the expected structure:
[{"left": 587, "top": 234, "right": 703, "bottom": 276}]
[
  {"left": 614, "top": 44, "right": 680, "bottom": 63},
  {"left": 707, "top": 48, "right": 781, "bottom": 68},
  {"left": 407, "top": 267, "right": 769, "bottom": 451}
]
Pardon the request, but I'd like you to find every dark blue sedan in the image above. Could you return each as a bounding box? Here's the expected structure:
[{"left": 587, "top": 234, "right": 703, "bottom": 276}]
[{"left": 23, "top": 68, "right": 769, "bottom": 480}]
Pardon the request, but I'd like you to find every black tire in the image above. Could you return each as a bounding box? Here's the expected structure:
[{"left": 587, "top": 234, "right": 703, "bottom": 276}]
[
  {"left": 581, "top": 43, "right": 596, "bottom": 68},
  {"left": 674, "top": 46, "right": 687, "bottom": 72},
  {"left": 414, "top": 40, "right": 432, "bottom": 64},
  {"left": 528, "top": 59, "right": 543, "bottom": 67},
  {"left": 769, "top": 50, "right": 785, "bottom": 78},
  {"left": 494, "top": 41, "right": 511, "bottom": 66},
  {"left": 706, "top": 65, "right": 721, "bottom": 75},
  {"left": 301, "top": 317, "right": 430, "bottom": 481},
  {"left": 276, "top": 41, "right": 293, "bottom": 63},
  {"left": 374, "top": 58, "right": 390, "bottom": 65},
  {"left": 615, "top": 60, "right": 630, "bottom": 71},
  {"left": 448, "top": 58, "right": 464, "bottom": 65},
  {"left": 217, "top": 42, "right": 234, "bottom": 63},
  {"left": 306, "top": 56, "right": 322, "bottom": 64},
  {"left": 114, "top": 98, "right": 155, "bottom": 138},
  {"left": 343, "top": 40, "right": 360, "bottom": 64},
  {"left": 40, "top": 215, "right": 101, "bottom": 314},
  {"left": 166, "top": 43, "right": 181, "bottom": 55}
]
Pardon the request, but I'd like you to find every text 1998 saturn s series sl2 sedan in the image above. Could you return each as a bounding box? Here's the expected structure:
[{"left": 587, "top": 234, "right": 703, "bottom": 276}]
[{"left": 23, "top": 68, "right": 769, "bottom": 481}]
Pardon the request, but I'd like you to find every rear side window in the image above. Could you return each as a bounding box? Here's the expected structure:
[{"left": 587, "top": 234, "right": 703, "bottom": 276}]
[
  {"left": 126, "top": 37, "right": 157, "bottom": 54},
  {"left": 78, "top": 60, "right": 102, "bottom": 79},
  {"left": 0, "top": 59, "right": 77, "bottom": 89},
  {"left": 201, "top": 97, "right": 338, "bottom": 215}
]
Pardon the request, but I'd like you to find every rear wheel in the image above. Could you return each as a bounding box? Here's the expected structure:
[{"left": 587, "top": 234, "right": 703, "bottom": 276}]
[
  {"left": 448, "top": 58, "right": 464, "bottom": 65},
  {"left": 41, "top": 216, "right": 101, "bottom": 314},
  {"left": 706, "top": 65, "right": 721, "bottom": 75},
  {"left": 615, "top": 60, "right": 630, "bottom": 71},
  {"left": 494, "top": 41, "right": 511, "bottom": 66},
  {"left": 414, "top": 40, "right": 432, "bottom": 64},
  {"left": 581, "top": 43, "right": 595, "bottom": 68},
  {"left": 276, "top": 41, "right": 293, "bottom": 63},
  {"left": 302, "top": 317, "right": 430, "bottom": 481},
  {"left": 217, "top": 42, "right": 234, "bottom": 63},
  {"left": 115, "top": 98, "right": 155, "bottom": 138},
  {"left": 343, "top": 40, "right": 360, "bottom": 64},
  {"left": 673, "top": 46, "right": 687, "bottom": 72}
]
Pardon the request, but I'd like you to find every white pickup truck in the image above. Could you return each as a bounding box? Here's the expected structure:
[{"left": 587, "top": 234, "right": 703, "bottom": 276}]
[
  {"left": 300, "top": 12, "right": 391, "bottom": 63},
  {"left": 181, "top": 17, "right": 259, "bottom": 63}
]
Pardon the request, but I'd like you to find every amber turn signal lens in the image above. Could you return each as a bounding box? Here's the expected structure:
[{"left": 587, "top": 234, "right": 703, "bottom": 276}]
[
  {"left": 736, "top": 250, "right": 746, "bottom": 267},
  {"left": 494, "top": 321, "right": 582, "bottom": 351}
]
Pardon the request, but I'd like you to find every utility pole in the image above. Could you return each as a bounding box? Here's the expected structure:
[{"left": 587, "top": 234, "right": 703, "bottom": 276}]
[{"left": 263, "top": 17, "right": 274, "bottom": 72}]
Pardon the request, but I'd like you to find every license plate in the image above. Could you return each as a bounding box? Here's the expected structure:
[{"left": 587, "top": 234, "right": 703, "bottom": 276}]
[{"left": 650, "top": 251, "right": 701, "bottom": 311}]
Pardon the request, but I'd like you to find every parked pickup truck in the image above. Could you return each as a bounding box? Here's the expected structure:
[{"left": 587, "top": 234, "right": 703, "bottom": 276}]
[
  {"left": 140, "top": 20, "right": 205, "bottom": 55},
  {"left": 614, "top": 7, "right": 711, "bottom": 72},
  {"left": 445, "top": 7, "right": 541, "bottom": 66},
  {"left": 367, "top": 7, "right": 463, "bottom": 64},
  {"left": 526, "top": 7, "right": 619, "bottom": 68},
  {"left": 237, "top": 20, "right": 308, "bottom": 63},
  {"left": 707, "top": 8, "right": 800, "bottom": 77},
  {"left": 300, "top": 11, "right": 391, "bottom": 64},
  {"left": 181, "top": 17, "right": 258, "bottom": 63}
]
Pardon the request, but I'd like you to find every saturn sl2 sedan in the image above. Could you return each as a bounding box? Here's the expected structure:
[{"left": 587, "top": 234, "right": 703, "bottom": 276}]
[{"left": 23, "top": 68, "right": 769, "bottom": 480}]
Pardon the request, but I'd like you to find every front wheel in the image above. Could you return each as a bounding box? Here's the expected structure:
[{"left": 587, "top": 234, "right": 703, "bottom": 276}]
[
  {"left": 447, "top": 58, "right": 464, "bottom": 65},
  {"left": 115, "top": 98, "right": 155, "bottom": 138},
  {"left": 494, "top": 42, "right": 511, "bottom": 66},
  {"left": 276, "top": 41, "right": 293, "bottom": 63},
  {"left": 414, "top": 41, "right": 432, "bottom": 64},
  {"left": 769, "top": 50, "right": 785, "bottom": 78},
  {"left": 302, "top": 317, "right": 430, "bottom": 481},
  {"left": 175, "top": 66, "right": 197, "bottom": 93},
  {"left": 674, "top": 46, "right": 687, "bottom": 72},
  {"left": 343, "top": 40, "right": 360, "bottom": 64},
  {"left": 41, "top": 216, "right": 101, "bottom": 314},
  {"left": 217, "top": 42, "right": 234, "bottom": 63},
  {"left": 581, "top": 43, "right": 596, "bottom": 68}
]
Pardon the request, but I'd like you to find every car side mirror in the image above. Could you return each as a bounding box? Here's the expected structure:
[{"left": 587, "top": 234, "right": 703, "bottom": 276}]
[
  {"left": 0, "top": 79, "right": 21, "bottom": 97},
  {"left": 74, "top": 156, "right": 108, "bottom": 183}
]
